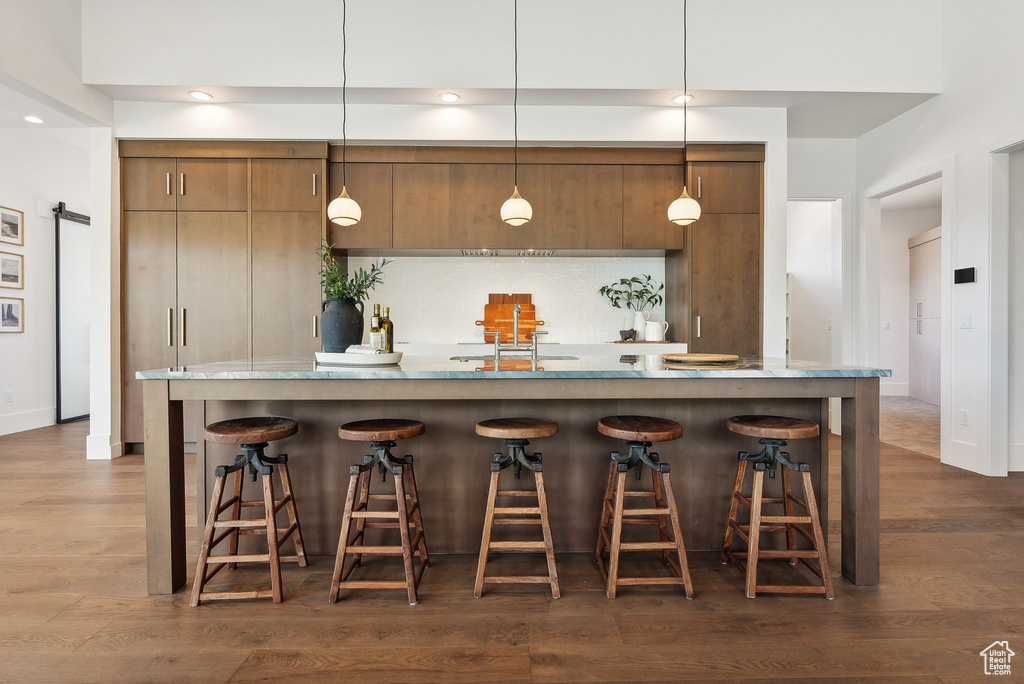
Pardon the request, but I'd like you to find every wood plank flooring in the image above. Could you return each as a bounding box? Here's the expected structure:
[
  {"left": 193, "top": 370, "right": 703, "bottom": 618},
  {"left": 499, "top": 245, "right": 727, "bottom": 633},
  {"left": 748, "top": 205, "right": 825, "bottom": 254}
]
[{"left": 0, "top": 421, "right": 1021, "bottom": 682}]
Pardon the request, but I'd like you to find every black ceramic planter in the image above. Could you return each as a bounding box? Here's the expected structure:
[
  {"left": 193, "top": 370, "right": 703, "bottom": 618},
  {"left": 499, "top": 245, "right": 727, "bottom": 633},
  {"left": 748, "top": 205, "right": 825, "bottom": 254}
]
[{"left": 321, "top": 298, "right": 364, "bottom": 352}]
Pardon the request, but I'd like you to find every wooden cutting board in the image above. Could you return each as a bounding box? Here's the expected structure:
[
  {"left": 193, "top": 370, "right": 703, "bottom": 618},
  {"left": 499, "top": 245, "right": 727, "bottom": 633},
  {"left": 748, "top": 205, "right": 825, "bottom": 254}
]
[
  {"left": 662, "top": 353, "right": 740, "bottom": 364},
  {"left": 476, "top": 294, "right": 544, "bottom": 344}
]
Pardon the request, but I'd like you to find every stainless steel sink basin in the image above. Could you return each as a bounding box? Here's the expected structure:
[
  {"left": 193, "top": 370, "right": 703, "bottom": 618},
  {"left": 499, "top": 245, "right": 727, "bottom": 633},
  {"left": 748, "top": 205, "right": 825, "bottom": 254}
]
[{"left": 450, "top": 355, "right": 578, "bottom": 362}]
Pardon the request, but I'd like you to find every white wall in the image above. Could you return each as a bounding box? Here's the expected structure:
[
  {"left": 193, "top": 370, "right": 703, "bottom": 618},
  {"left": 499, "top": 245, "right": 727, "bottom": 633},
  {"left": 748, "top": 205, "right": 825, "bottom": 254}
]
[
  {"left": 347, "top": 256, "right": 666, "bottom": 345},
  {"left": 878, "top": 207, "right": 941, "bottom": 396},
  {"left": 1009, "top": 149, "right": 1024, "bottom": 471},
  {"left": 82, "top": 0, "right": 941, "bottom": 95},
  {"left": 0, "top": 127, "right": 91, "bottom": 435},
  {"left": 786, "top": 201, "right": 834, "bottom": 363}
]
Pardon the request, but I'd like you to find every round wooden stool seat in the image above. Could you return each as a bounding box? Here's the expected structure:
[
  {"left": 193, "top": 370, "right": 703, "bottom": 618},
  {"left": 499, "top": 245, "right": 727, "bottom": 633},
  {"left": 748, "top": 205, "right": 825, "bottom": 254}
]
[
  {"left": 597, "top": 415, "right": 682, "bottom": 442},
  {"left": 476, "top": 417, "right": 558, "bottom": 440},
  {"left": 727, "top": 415, "right": 819, "bottom": 440},
  {"left": 338, "top": 419, "right": 425, "bottom": 442},
  {"left": 204, "top": 417, "right": 298, "bottom": 445}
]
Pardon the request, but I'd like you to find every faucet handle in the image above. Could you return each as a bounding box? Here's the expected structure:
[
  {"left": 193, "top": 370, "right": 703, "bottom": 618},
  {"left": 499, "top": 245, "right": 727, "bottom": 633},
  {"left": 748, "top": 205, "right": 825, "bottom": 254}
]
[{"left": 531, "top": 330, "right": 548, "bottom": 338}]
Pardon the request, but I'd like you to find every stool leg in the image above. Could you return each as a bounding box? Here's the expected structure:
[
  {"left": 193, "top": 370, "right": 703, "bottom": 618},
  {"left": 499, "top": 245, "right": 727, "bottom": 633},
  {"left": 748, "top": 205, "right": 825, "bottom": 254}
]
[
  {"left": 190, "top": 474, "right": 226, "bottom": 607},
  {"left": 262, "top": 473, "right": 283, "bottom": 603},
  {"left": 594, "top": 460, "right": 616, "bottom": 564},
  {"left": 474, "top": 470, "right": 500, "bottom": 598},
  {"left": 781, "top": 466, "right": 798, "bottom": 566},
  {"left": 650, "top": 466, "right": 672, "bottom": 564},
  {"left": 329, "top": 472, "right": 360, "bottom": 603},
  {"left": 745, "top": 469, "right": 765, "bottom": 599},
  {"left": 393, "top": 471, "right": 418, "bottom": 605},
  {"left": 351, "top": 462, "right": 371, "bottom": 568},
  {"left": 802, "top": 470, "right": 835, "bottom": 599},
  {"left": 605, "top": 469, "right": 627, "bottom": 599},
  {"left": 404, "top": 460, "right": 430, "bottom": 567},
  {"left": 660, "top": 471, "right": 695, "bottom": 599},
  {"left": 227, "top": 468, "right": 244, "bottom": 570},
  {"left": 534, "top": 471, "right": 561, "bottom": 599},
  {"left": 277, "top": 461, "right": 307, "bottom": 568},
  {"left": 720, "top": 459, "right": 748, "bottom": 564}
]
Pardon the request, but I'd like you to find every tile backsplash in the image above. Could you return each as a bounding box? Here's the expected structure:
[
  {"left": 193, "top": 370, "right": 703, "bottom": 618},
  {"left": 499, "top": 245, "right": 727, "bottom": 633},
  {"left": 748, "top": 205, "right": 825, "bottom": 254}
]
[{"left": 348, "top": 255, "right": 668, "bottom": 343}]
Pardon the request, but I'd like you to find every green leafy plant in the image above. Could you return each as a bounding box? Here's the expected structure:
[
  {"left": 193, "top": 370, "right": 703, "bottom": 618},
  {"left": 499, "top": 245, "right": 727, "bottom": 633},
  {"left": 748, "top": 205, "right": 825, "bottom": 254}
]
[
  {"left": 318, "top": 240, "right": 392, "bottom": 302},
  {"left": 599, "top": 274, "right": 664, "bottom": 312}
]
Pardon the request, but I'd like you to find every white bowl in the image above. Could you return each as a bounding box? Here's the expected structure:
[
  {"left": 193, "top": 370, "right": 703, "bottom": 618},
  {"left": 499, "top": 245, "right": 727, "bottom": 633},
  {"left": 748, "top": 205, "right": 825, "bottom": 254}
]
[{"left": 315, "top": 351, "right": 403, "bottom": 366}]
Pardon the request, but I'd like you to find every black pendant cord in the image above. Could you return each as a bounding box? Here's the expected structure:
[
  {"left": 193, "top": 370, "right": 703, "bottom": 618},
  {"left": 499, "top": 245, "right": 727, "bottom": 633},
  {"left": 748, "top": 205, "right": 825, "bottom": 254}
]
[
  {"left": 342, "top": 0, "right": 348, "bottom": 188},
  {"left": 682, "top": 0, "right": 688, "bottom": 174},
  {"left": 513, "top": 0, "right": 519, "bottom": 187}
]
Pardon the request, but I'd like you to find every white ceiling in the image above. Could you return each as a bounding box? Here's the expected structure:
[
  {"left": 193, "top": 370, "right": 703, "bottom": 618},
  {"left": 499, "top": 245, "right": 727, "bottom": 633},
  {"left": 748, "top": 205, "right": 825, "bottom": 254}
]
[
  {"left": 880, "top": 177, "right": 943, "bottom": 211},
  {"left": 0, "top": 82, "right": 86, "bottom": 128}
]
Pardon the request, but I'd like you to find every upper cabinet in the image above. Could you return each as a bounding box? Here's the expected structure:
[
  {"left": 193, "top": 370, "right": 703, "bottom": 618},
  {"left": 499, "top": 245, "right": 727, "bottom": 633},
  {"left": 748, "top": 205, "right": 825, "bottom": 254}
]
[
  {"left": 122, "top": 158, "right": 177, "bottom": 211},
  {"left": 176, "top": 159, "right": 247, "bottom": 211},
  {"left": 622, "top": 165, "right": 687, "bottom": 250},
  {"left": 329, "top": 162, "right": 394, "bottom": 249},
  {"left": 252, "top": 158, "right": 323, "bottom": 212},
  {"left": 686, "top": 161, "right": 761, "bottom": 214}
]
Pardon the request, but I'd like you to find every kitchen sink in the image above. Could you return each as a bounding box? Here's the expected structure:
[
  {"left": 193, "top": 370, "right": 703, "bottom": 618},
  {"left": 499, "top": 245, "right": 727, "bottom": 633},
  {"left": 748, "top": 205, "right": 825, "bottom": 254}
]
[{"left": 450, "top": 355, "right": 578, "bottom": 362}]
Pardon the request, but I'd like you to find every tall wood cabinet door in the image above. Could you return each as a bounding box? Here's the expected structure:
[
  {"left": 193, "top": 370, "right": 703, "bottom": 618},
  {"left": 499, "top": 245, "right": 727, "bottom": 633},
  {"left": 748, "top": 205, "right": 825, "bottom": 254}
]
[
  {"left": 328, "top": 162, "right": 393, "bottom": 248},
  {"left": 623, "top": 165, "right": 687, "bottom": 249},
  {"left": 175, "top": 212, "right": 250, "bottom": 366},
  {"left": 122, "top": 158, "right": 176, "bottom": 210},
  {"left": 509, "top": 164, "right": 623, "bottom": 249},
  {"left": 251, "top": 159, "right": 323, "bottom": 212},
  {"left": 909, "top": 237, "right": 941, "bottom": 319},
  {"left": 688, "top": 214, "right": 762, "bottom": 356},
  {"left": 176, "top": 159, "right": 247, "bottom": 211},
  {"left": 447, "top": 163, "right": 510, "bottom": 248},
  {"left": 687, "top": 162, "right": 761, "bottom": 214},
  {"left": 122, "top": 211, "right": 178, "bottom": 443},
  {"left": 252, "top": 212, "right": 323, "bottom": 357},
  {"left": 393, "top": 164, "right": 452, "bottom": 248}
]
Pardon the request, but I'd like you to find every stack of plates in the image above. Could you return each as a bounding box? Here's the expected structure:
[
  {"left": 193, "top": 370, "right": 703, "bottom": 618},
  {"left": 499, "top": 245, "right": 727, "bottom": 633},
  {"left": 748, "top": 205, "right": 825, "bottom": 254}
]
[{"left": 315, "top": 351, "right": 403, "bottom": 366}]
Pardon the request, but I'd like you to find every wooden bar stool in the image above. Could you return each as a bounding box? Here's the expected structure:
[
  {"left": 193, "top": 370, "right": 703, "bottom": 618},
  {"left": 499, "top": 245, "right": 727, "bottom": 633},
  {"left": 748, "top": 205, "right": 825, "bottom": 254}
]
[
  {"left": 474, "top": 418, "right": 560, "bottom": 599},
  {"left": 329, "top": 419, "right": 430, "bottom": 605},
  {"left": 720, "top": 415, "right": 834, "bottom": 599},
  {"left": 595, "top": 416, "right": 694, "bottom": 599},
  {"left": 190, "top": 417, "right": 307, "bottom": 606}
]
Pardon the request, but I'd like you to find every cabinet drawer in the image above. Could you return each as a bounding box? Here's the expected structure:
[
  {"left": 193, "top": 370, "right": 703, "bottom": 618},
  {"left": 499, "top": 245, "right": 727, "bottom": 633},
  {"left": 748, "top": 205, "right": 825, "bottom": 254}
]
[
  {"left": 688, "top": 162, "right": 761, "bottom": 214},
  {"left": 122, "top": 158, "right": 177, "bottom": 211},
  {"left": 176, "top": 159, "right": 247, "bottom": 211},
  {"left": 252, "top": 158, "right": 323, "bottom": 212}
]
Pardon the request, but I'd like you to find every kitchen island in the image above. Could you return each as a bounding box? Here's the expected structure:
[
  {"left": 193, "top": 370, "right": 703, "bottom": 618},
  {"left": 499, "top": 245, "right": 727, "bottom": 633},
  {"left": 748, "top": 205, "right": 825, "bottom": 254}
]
[{"left": 140, "top": 355, "right": 888, "bottom": 595}]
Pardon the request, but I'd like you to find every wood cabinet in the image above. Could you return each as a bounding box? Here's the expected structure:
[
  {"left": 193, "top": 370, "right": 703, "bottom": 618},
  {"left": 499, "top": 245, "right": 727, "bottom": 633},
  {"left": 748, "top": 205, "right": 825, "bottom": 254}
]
[
  {"left": 176, "top": 159, "right": 247, "bottom": 211},
  {"left": 622, "top": 165, "right": 687, "bottom": 249},
  {"left": 328, "top": 162, "right": 393, "bottom": 248},
  {"left": 393, "top": 164, "right": 454, "bottom": 249},
  {"left": 122, "top": 158, "right": 177, "bottom": 211},
  {"left": 252, "top": 159, "right": 323, "bottom": 212},
  {"left": 687, "top": 214, "right": 761, "bottom": 356},
  {"left": 687, "top": 162, "right": 761, "bottom": 214},
  {"left": 252, "top": 212, "right": 323, "bottom": 357}
]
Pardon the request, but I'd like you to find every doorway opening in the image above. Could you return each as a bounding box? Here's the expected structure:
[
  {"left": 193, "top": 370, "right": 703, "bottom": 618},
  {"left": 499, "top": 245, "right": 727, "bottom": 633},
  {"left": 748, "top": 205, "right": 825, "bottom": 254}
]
[{"left": 877, "top": 177, "right": 942, "bottom": 458}]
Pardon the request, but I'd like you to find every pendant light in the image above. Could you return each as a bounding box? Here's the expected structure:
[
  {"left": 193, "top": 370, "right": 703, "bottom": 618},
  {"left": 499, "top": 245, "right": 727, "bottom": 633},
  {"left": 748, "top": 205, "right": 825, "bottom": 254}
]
[
  {"left": 500, "top": 0, "right": 532, "bottom": 226},
  {"left": 328, "top": 0, "right": 362, "bottom": 227},
  {"left": 667, "top": 0, "right": 701, "bottom": 226}
]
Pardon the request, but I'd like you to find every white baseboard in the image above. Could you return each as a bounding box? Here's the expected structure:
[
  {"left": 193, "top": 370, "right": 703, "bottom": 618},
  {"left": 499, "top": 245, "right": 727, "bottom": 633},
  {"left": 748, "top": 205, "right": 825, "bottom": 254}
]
[
  {"left": 880, "top": 382, "right": 909, "bottom": 396},
  {"left": 87, "top": 433, "right": 124, "bottom": 460},
  {"left": 1010, "top": 443, "right": 1024, "bottom": 472},
  {"left": 0, "top": 407, "right": 55, "bottom": 436}
]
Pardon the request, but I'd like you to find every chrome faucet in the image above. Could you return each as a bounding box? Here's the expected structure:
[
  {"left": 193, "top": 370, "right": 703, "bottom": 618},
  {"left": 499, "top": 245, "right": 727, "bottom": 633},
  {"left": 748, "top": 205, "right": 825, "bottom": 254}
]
[{"left": 512, "top": 303, "right": 521, "bottom": 348}]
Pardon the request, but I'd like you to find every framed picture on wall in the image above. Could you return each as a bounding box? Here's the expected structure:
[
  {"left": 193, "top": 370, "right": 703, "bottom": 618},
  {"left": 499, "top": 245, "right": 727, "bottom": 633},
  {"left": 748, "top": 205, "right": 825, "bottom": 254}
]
[
  {"left": 0, "top": 206, "right": 24, "bottom": 246},
  {"left": 0, "top": 296, "right": 24, "bottom": 333},
  {"left": 0, "top": 251, "right": 24, "bottom": 289}
]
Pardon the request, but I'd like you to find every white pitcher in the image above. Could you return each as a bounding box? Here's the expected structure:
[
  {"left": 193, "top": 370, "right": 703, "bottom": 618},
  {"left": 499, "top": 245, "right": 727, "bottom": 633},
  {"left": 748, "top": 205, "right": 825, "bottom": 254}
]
[
  {"left": 633, "top": 310, "right": 651, "bottom": 341},
  {"left": 645, "top": 320, "right": 669, "bottom": 342}
]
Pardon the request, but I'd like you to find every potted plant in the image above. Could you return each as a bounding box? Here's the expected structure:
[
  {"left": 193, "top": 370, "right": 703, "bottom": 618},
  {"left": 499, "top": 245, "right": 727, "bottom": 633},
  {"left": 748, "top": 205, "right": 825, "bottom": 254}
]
[
  {"left": 599, "top": 275, "right": 665, "bottom": 341},
  {"left": 318, "top": 240, "right": 392, "bottom": 352}
]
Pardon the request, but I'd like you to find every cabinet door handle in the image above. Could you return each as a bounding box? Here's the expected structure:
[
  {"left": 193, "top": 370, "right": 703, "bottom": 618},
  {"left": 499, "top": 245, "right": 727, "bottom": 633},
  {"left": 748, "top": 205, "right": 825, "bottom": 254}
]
[
  {"left": 166, "top": 308, "right": 173, "bottom": 346},
  {"left": 697, "top": 176, "right": 702, "bottom": 199},
  {"left": 312, "top": 315, "right": 319, "bottom": 338},
  {"left": 165, "top": 172, "right": 171, "bottom": 196},
  {"left": 179, "top": 308, "right": 187, "bottom": 346},
  {"left": 312, "top": 173, "right": 317, "bottom": 196},
  {"left": 696, "top": 315, "right": 701, "bottom": 338},
  {"left": 917, "top": 320, "right": 923, "bottom": 335},
  {"left": 179, "top": 173, "right": 185, "bottom": 196},
  {"left": 916, "top": 302, "right": 922, "bottom": 317}
]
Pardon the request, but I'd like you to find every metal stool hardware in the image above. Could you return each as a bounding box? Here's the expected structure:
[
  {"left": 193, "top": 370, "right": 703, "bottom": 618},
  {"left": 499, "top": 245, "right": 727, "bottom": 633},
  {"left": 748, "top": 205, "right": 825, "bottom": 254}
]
[{"left": 738, "top": 438, "right": 810, "bottom": 479}]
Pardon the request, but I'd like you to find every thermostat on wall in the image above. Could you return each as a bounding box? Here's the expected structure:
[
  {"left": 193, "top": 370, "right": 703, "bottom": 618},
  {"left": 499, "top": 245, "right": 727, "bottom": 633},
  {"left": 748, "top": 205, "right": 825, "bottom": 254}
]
[{"left": 954, "top": 267, "right": 976, "bottom": 284}]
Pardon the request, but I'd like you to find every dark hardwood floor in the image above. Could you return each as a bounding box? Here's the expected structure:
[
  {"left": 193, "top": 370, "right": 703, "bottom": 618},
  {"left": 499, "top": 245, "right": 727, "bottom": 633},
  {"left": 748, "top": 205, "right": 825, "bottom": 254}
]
[{"left": 0, "top": 421, "right": 1021, "bottom": 682}]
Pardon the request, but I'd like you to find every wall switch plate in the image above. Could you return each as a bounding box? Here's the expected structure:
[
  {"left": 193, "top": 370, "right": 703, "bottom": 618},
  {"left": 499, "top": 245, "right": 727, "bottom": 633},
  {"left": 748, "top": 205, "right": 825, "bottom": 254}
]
[
  {"left": 882, "top": 320, "right": 890, "bottom": 330},
  {"left": 959, "top": 313, "right": 975, "bottom": 329},
  {"left": 960, "top": 409, "right": 971, "bottom": 426},
  {"left": 4, "top": 390, "right": 12, "bottom": 403}
]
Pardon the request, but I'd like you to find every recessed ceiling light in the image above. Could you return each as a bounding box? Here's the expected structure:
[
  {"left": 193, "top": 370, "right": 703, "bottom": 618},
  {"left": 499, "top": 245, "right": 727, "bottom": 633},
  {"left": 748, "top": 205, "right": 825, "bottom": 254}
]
[
  {"left": 439, "top": 92, "right": 461, "bottom": 104},
  {"left": 24, "top": 115, "right": 43, "bottom": 124},
  {"left": 671, "top": 94, "right": 694, "bottom": 105},
  {"left": 188, "top": 90, "right": 214, "bottom": 101}
]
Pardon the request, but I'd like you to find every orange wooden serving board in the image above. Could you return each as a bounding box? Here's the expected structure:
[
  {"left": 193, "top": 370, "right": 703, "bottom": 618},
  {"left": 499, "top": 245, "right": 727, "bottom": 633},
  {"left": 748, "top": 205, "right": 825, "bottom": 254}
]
[
  {"left": 476, "top": 294, "right": 544, "bottom": 344},
  {"left": 662, "top": 353, "right": 740, "bottom": 364}
]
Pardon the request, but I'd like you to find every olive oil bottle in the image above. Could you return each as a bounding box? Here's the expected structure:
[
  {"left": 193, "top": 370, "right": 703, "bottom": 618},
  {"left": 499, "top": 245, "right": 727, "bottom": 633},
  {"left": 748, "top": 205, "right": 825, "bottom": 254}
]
[
  {"left": 369, "top": 304, "right": 383, "bottom": 350},
  {"left": 381, "top": 307, "right": 394, "bottom": 353}
]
